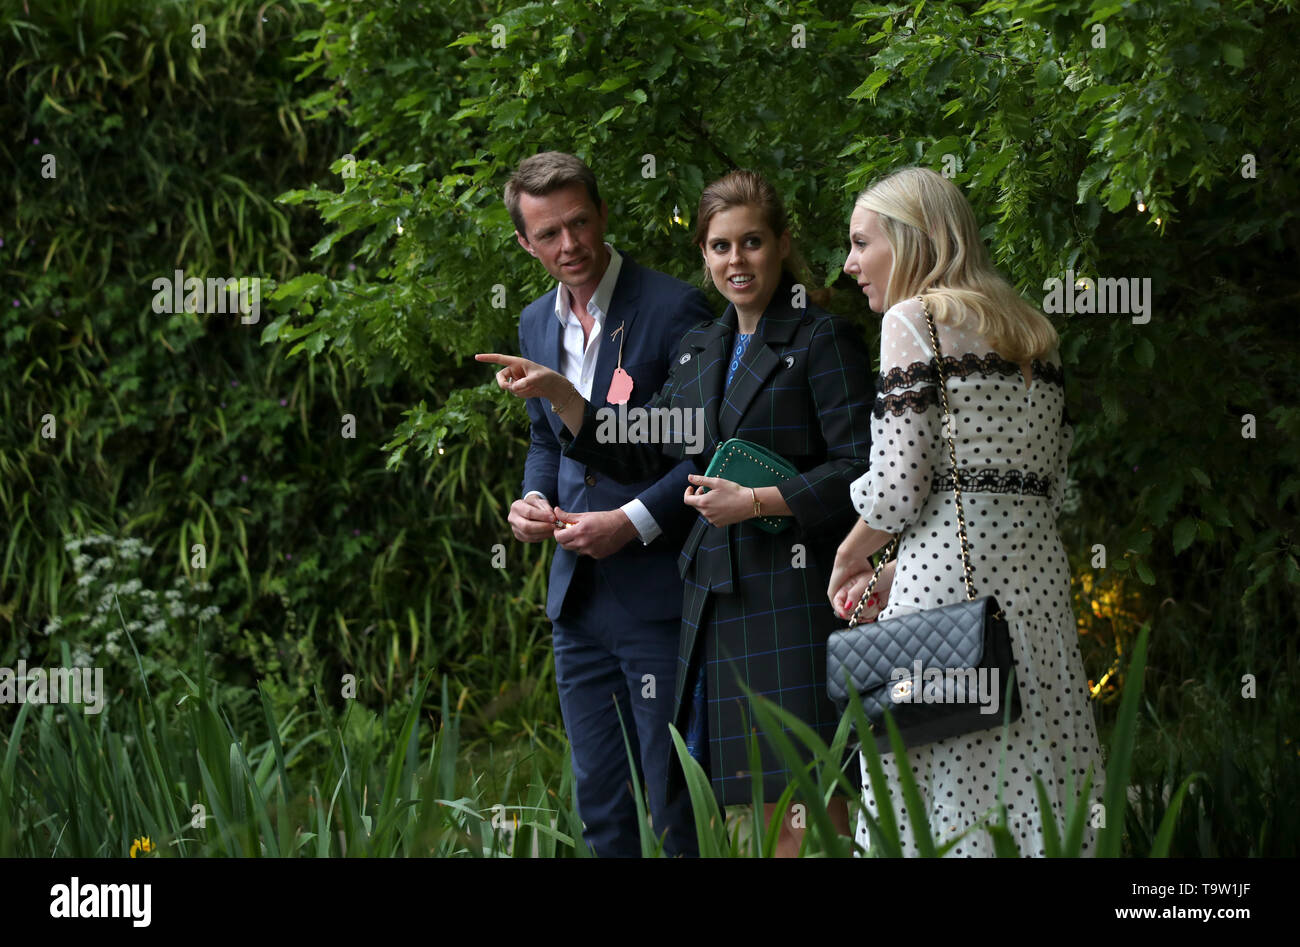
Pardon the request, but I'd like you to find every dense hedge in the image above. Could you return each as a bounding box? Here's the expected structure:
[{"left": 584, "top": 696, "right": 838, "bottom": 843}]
[
  {"left": 2, "top": 0, "right": 1298, "bottom": 853},
  {"left": 0, "top": 0, "right": 555, "bottom": 741},
  {"left": 272, "top": 0, "right": 1300, "bottom": 698}
]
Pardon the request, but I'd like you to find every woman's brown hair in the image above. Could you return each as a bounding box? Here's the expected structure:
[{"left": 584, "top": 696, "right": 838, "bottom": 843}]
[{"left": 693, "top": 170, "right": 830, "bottom": 308}]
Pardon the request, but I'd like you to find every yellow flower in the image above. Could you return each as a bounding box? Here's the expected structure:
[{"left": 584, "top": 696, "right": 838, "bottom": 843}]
[{"left": 129, "top": 836, "right": 155, "bottom": 858}]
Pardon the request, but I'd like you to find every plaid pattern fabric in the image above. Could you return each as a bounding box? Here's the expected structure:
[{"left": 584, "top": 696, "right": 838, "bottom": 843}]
[
  {"left": 562, "top": 278, "right": 875, "bottom": 805},
  {"left": 686, "top": 330, "right": 754, "bottom": 767}
]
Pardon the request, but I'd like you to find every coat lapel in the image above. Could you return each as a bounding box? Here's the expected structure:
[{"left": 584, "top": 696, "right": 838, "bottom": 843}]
[
  {"left": 717, "top": 284, "right": 806, "bottom": 441},
  {"left": 686, "top": 306, "right": 732, "bottom": 453},
  {"left": 675, "top": 312, "right": 732, "bottom": 589}
]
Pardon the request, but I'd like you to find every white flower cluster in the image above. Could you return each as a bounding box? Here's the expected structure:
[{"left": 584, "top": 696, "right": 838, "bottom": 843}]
[
  {"left": 45, "top": 533, "right": 222, "bottom": 663},
  {"left": 64, "top": 534, "right": 154, "bottom": 560}
]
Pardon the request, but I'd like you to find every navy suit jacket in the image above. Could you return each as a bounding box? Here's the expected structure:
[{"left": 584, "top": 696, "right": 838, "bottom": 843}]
[{"left": 518, "top": 254, "right": 715, "bottom": 621}]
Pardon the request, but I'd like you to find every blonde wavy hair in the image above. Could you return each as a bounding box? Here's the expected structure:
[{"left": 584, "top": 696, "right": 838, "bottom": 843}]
[{"left": 854, "top": 166, "right": 1057, "bottom": 363}]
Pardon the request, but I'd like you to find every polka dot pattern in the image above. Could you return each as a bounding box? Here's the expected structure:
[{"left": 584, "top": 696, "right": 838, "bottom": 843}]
[{"left": 847, "top": 298, "right": 1106, "bottom": 857}]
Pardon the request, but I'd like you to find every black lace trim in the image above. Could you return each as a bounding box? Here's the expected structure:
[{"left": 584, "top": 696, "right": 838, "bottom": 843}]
[
  {"left": 873, "top": 387, "right": 941, "bottom": 418},
  {"left": 932, "top": 467, "right": 1051, "bottom": 497},
  {"left": 877, "top": 353, "right": 1064, "bottom": 394}
]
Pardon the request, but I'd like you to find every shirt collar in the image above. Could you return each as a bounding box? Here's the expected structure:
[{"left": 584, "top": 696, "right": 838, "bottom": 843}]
[{"left": 554, "top": 243, "right": 622, "bottom": 326}]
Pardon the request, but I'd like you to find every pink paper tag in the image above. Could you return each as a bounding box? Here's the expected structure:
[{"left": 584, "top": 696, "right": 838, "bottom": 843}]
[{"left": 606, "top": 367, "right": 634, "bottom": 405}]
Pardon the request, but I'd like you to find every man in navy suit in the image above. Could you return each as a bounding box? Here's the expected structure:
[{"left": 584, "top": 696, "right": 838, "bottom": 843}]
[{"left": 500, "top": 152, "right": 711, "bottom": 856}]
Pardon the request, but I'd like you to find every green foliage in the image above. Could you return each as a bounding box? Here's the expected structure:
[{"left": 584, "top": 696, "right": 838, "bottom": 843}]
[
  {"left": 3, "top": 0, "right": 1296, "bottom": 858},
  {"left": 279, "top": 0, "right": 1298, "bottom": 611},
  {"left": 1, "top": 0, "right": 561, "bottom": 742},
  {"left": 0, "top": 622, "right": 575, "bottom": 857},
  {"left": 31, "top": 532, "right": 249, "bottom": 708},
  {"left": 271, "top": 0, "right": 1298, "bottom": 844},
  {"left": 0, "top": 581, "right": 1284, "bottom": 859}
]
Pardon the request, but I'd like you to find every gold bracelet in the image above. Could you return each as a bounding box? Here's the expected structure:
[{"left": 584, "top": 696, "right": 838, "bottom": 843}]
[
  {"left": 550, "top": 381, "right": 577, "bottom": 414},
  {"left": 752, "top": 487, "right": 761, "bottom": 518}
]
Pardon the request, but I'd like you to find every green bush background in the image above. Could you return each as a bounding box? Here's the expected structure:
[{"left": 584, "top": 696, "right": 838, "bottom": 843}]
[{"left": 2, "top": 0, "right": 1297, "bottom": 856}]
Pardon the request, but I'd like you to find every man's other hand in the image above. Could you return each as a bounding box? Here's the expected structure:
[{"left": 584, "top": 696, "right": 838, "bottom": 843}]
[
  {"left": 510, "top": 494, "right": 558, "bottom": 543},
  {"left": 553, "top": 508, "right": 638, "bottom": 559}
]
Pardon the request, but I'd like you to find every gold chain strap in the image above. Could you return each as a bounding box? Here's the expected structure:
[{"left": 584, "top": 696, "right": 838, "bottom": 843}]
[
  {"left": 847, "top": 294, "right": 980, "bottom": 627},
  {"left": 848, "top": 534, "right": 897, "bottom": 627},
  {"left": 921, "top": 296, "right": 978, "bottom": 603}
]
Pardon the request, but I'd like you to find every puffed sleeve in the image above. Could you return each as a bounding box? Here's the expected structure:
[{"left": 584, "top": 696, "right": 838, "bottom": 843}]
[{"left": 849, "top": 300, "right": 942, "bottom": 534}]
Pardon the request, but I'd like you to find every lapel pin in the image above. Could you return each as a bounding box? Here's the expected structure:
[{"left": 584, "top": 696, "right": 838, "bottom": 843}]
[
  {"left": 679, "top": 352, "right": 692, "bottom": 364},
  {"left": 784, "top": 355, "right": 796, "bottom": 369}
]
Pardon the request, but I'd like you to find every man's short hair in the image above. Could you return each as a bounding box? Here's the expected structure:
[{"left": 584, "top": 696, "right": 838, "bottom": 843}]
[{"left": 504, "top": 152, "right": 602, "bottom": 239}]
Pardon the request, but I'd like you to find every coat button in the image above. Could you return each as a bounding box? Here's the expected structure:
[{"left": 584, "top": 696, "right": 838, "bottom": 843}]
[{"left": 585, "top": 473, "right": 597, "bottom": 487}]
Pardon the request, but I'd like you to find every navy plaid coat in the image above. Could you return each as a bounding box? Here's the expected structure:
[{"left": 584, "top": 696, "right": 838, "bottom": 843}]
[{"left": 561, "top": 279, "right": 875, "bottom": 806}]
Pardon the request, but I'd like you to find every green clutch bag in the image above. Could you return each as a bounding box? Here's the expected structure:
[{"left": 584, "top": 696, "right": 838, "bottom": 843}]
[{"left": 702, "top": 438, "right": 798, "bottom": 534}]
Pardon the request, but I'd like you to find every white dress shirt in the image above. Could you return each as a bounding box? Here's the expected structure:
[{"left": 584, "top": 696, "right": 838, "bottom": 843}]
[{"left": 524, "top": 243, "right": 662, "bottom": 545}]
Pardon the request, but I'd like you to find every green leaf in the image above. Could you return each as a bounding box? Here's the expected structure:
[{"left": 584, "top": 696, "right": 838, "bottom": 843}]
[
  {"left": 1033, "top": 775, "right": 1062, "bottom": 857},
  {"left": 1134, "top": 558, "right": 1155, "bottom": 585},
  {"left": 1077, "top": 162, "right": 1109, "bottom": 203},
  {"left": 1150, "top": 774, "right": 1200, "bottom": 857},
  {"left": 1222, "top": 44, "right": 1244, "bottom": 69},
  {"left": 985, "top": 819, "right": 1022, "bottom": 857},
  {"left": 1097, "top": 625, "right": 1150, "bottom": 857},
  {"left": 1060, "top": 764, "right": 1096, "bottom": 856},
  {"left": 1077, "top": 84, "right": 1120, "bottom": 107},
  {"left": 1172, "top": 517, "right": 1196, "bottom": 555},
  {"left": 667, "top": 724, "right": 726, "bottom": 858},
  {"left": 848, "top": 69, "right": 891, "bottom": 103},
  {"left": 1285, "top": 555, "right": 1300, "bottom": 587},
  {"left": 879, "top": 709, "right": 937, "bottom": 857},
  {"left": 1105, "top": 182, "right": 1132, "bottom": 212},
  {"left": 845, "top": 685, "right": 903, "bottom": 857}
]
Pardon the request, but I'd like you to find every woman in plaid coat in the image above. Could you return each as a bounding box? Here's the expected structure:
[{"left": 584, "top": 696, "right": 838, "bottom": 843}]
[{"left": 480, "top": 170, "right": 875, "bottom": 854}]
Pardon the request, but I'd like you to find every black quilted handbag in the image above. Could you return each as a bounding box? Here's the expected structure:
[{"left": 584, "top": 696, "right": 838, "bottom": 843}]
[{"left": 826, "top": 297, "right": 1022, "bottom": 753}]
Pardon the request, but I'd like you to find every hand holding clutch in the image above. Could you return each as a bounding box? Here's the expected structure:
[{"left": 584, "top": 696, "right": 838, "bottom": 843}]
[
  {"left": 701, "top": 438, "right": 798, "bottom": 533},
  {"left": 684, "top": 474, "right": 757, "bottom": 527}
]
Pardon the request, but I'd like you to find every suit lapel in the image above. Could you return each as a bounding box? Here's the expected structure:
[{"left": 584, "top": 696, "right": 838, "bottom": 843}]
[
  {"left": 543, "top": 286, "right": 565, "bottom": 371},
  {"left": 537, "top": 288, "right": 565, "bottom": 439},
  {"left": 592, "top": 255, "right": 643, "bottom": 409}
]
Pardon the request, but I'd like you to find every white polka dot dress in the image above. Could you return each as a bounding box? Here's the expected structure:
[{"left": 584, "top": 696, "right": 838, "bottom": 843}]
[{"left": 847, "top": 297, "right": 1106, "bottom": 857}]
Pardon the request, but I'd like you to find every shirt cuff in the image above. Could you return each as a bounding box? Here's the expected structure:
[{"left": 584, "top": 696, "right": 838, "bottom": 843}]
[
  {"left": 523, "top": 490, "right": 550, "bottom": 506},
  {"left": 620, "top": 499, "right": 661, "bottom": 545}
]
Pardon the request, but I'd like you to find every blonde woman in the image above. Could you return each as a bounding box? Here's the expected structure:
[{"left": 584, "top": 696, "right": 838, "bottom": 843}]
[{"left": 828, "top": 166, "right": 1105, "bottom": 856}]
